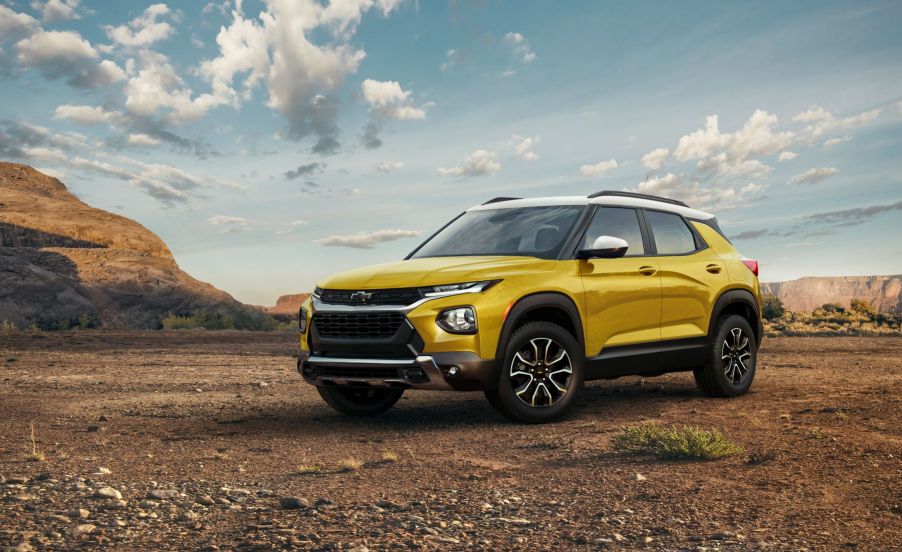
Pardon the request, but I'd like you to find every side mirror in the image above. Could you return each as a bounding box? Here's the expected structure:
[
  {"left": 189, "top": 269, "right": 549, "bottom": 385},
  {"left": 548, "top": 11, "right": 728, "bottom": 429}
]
[{"left": 576, "top": 235, "right": 629, "bottom": 259}]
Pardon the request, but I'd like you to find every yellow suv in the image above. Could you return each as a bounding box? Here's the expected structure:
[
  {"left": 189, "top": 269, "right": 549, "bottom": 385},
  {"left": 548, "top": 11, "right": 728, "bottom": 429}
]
[{"left": 297, "top": 191, "right": 762, "bottom": 423}]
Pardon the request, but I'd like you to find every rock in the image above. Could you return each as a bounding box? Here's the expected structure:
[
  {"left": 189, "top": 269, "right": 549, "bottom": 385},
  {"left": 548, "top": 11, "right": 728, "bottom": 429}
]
[
  {"left": 95, "top": 467, "right": 111, "bottom": 475},
  {"left": 497, "top": 517, "right": 533, "bottom": 526},
  {"left": 635, "top": 473, "right": 647, "bottom": 481},
  {"left": 34, "top": 472, "right": 53, "bottom": 481},
  {"left": 644, "top": 536, "right": 653, "bottom": 543},
  {"left": 103, "top": 499, "right": 127, "bottom": 510},
  {"left": 279, "top": 496, "right": 310, "bottom": 510},
  {"left": 48, "top": 514, "right": 72, "bottom": 523},
  {"left": 613, "top": 533, "right": 626, "bottom": 542},
  {"left": 69, "top": 524, "right": 96, "bottom": 537},
  {"left": 98, "top": 415, "right": 109, "bottom": 421},
  {"left": 93, "top": 487, "right": 122, "bottom": 500},
  {"left": 149, "top": 489, "right": 179, "bottom": 500},
  {"left": 70, "top": 508, "right": 90, "bottom": 519},
  {"left": 13, "top": 542, "right": 33, "bottom": 552},
  {"left": 86, "top": 425, "right": 101, "bottom": 432},
  {"left": 196, "top": 495, "right": 215, "bottom": 506},
  {"left": 138, "top": 500, "right": 159, "bottom": 509},
  {"left": 177, "top": 511, "right": 200, "bottom": 522}
]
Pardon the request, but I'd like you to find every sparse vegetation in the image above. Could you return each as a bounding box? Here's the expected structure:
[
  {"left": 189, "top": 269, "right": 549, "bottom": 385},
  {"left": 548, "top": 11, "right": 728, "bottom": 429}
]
[
  {"left": 380, "top": 451, "right": 399, "bottom": 463},
  {"left": 747, "top": 449, "right": 778, "bottom": 465},
  {"left": 27, "top": 421, "right": 45, "bottom": 462},
  {"left": 296, "top": 464, "right": 322, "bottom": 474},
  {"left": 337, "top": 458, "right": 364, "bottom": 472},
  {"left": 612, "top": 423, "right": 742, "bottom": 460},
  {"left": 761, "top": 293, "right": 785, "bottom": 320},
  {"left": 161, "top": 307, "right": 283, "bottom": 331},
  {"left": 765, "top": 298, "right": 900, "bottom": 336}
]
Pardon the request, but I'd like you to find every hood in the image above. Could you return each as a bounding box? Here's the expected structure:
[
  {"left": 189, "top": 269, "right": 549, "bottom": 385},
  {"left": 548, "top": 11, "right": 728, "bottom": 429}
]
[{"left": 319, "top": 256, "right": 556, "bottom": 289}]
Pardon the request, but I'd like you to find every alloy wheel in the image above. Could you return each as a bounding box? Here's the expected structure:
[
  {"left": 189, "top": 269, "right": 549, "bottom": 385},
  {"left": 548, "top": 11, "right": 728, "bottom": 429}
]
[
  {"left": 721, "top": 327, "right": 752, "bottom": 385},
  {"left": 509, "top": 338, "right": 572, "bottom": 407}
]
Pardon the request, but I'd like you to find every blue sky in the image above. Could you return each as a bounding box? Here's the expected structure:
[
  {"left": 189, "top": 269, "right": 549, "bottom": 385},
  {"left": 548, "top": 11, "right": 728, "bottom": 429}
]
[{"left": 1, "top": 0, "right": 900, "bottom": 304}]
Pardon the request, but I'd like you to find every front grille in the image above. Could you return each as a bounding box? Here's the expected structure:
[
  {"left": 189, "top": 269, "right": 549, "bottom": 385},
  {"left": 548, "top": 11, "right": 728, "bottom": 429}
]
[
  {"left": 313, "top": 312, "right": 406, "bottom": 339},
  {"left": 319, "top": 366, "right": 402, "bottom": 379},
  {"left": 319, "top": 287, "right": 423, "bottom": 306}
]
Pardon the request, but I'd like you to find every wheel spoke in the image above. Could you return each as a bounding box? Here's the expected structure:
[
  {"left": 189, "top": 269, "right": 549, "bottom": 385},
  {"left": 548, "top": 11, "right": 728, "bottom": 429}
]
[
  {"left": 548, "top": 375, "right": 568, "bottom": 393},
  {"left": 514, "top": 376, "right": 534, "bottom": 398},
  {"left": 514, "top": 352, "right": 536, "bottom": 367},
  {"left": 546, "top": 349, "right": 568, "bottom": 365},
  {"left": 731, "top": 328, "right": 742, "bottom": 349}
]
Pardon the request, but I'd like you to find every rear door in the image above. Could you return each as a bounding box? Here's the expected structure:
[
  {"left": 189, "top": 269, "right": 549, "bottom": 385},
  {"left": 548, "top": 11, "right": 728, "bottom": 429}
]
[
  {"left": 578, "top": 206, "right": 662, "bottom": 353},
  {"left": 643, "top": 209, "right": 730, "bottom": 341}
]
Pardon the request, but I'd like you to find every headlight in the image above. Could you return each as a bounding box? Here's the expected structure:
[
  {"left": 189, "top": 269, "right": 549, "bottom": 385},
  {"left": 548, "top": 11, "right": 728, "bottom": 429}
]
[
  {"left": 420, "top": 280, "right": 500, "bottom": 298},
  {"left": 436, "top": 307, "right": 478, "bottom": 334},
  {"left": 299, "top": 307, "right": 308, "bottom": 333},
  {"left": 313, "top": 287, "right": 324, "bottom": 298}
]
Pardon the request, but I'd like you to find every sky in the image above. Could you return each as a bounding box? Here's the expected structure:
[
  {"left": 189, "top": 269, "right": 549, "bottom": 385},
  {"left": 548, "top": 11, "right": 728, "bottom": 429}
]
[{"left": 1, "top": 0, "right": 901, "bottom": 305}]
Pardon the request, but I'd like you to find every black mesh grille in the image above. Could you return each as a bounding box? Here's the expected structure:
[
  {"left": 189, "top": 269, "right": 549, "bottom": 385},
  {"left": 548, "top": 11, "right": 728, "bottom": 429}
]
[
  {"left": 319, "top": 366, "right": 402, "bottom": 379},
  {"left": 319, "top": 288, "right": 423, "bottom": 306},
  {"left": 313, "top": 312, "right": 406, "bottom": 339}
]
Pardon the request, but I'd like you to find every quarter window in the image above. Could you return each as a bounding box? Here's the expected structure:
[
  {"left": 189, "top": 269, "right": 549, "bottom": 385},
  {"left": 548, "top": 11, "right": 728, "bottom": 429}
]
[
  {"left": 582, "top": 207, "right": 645, "bottom": 256},
  {"left": 645, "top": 210, "right": 697, "bottom": 255}
]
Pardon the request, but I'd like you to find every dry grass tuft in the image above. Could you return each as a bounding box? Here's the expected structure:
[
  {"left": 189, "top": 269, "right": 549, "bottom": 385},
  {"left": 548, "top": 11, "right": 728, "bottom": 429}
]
[
  {"left": 28, "top": 421, "right": 46, "bottom": 462},
  {"left": 296, "top": 464, "right": 322, "bottom": 474},
  {"left": 612, "top": 423, "right": 742, "bottom": 460},
  {"left": 380, "top": 451, "right": 400, "bottom": 463},
  {"left": 336, "top": 458, "right": 364, "bottom": 472}
]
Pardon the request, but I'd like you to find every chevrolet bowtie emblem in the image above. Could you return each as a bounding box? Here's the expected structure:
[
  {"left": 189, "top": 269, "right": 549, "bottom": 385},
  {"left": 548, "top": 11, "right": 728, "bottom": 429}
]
[{"left": 350, "top": 291, "right": 374, "bottom": 303}]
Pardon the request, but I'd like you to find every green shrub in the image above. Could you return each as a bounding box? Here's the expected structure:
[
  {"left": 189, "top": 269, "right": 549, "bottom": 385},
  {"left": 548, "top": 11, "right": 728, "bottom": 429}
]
[
  {"left": 161, "top": 307, "right": 280, "bottom": 331},
  {"left": 849, "top": 298, "right": 876, "bottom": 316},
  {"left": 821, "top": 303, "right": 844, "bottom": 314},
  {"left": 612, "top": 423, "right": 742, "bottom": 460},
  {"left": 761, "top": 293, "right": 785, "bottom": 320}
]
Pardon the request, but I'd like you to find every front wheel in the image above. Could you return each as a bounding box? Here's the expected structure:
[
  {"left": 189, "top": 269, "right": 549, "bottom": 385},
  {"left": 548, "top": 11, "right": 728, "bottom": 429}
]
[
  {"left": 317, "top": 387, "right": 404, "bottom": 416},
  {"left": 694, "top": 314, "right": 757, "bottom": 397},
  {"left": 485, "top": 321, "right": 584, "bottom": 423}
]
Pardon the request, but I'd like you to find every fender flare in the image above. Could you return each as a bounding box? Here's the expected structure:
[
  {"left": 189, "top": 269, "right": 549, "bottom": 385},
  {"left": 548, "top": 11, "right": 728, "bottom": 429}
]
[
  {"left": 495, "top": 292, "right": 585, "bottom": 362},
  {"left": 708, "top": 288, "right": 762, "bottom": 341}
]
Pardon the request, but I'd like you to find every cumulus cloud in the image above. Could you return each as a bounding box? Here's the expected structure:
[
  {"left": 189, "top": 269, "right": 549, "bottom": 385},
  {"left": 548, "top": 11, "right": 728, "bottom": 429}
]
[
  {"left": 126, "top": 133, "right": 161, "bottom": 146},
  {"left": 207, "top": 215, "right": 252, "bottom": 232},
  {"left": 15, "top": 30, "right": 125, "bottom": 88},
  {"left": 105, "top": 3, "right": 173, "bottom": 48},
  {"left": 124, "top": 50, "right": 221, "bottom": 124},
  {"left": 512, "top": 135, "right": 539, "bottom": 161},
  {"left": 376, "top": 161, "right": 403, "bottom": 173},
  {"left": 0, "top": 5, "right": 39, "bottom": 41},
  {"left": 778, "top": 151, "right": 798, "bottom": 161},
  {"left": 360, "top": 79, "right": 426, "bottom": 120},
  {"left": 636, "top": 172, "right": 762, "bottom": 211},
  {"left": 53, "top": 104, "right": 123, "bottom": 126},
  {"left": 789, "top": 167, "right": 839, "bottom": 185},
  {"left": 34, "top": 0, "right": 82, "bottom": 23},
  {"left": 641, "top": 147, "right": 669, "bottom": 170},
  {"left": 315, "top": 228, "right": 421, "bottom": 249},
  {"left": 503, "top": 32, "right": 535, "bottom": 64},
  {"left": 437, "top": 150, "right": 501, "bottom": 177},
  {"left": 283, "top": 162, "right": 325, "bottom": 180},
  {"left": 580, "top": 158, "right": 618, "bottom": 177},
  {"left": 793, "top": 105, "right": 881, "bottom": 144}
]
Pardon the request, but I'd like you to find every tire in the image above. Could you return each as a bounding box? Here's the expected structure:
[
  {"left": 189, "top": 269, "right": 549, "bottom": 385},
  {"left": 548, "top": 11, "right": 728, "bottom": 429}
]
[
  {"left": 485, "top": 321, "right": 585, "bottom": 423},
  {"left": 316, "top": 386, "right": 404, "bottom": 416},
  {"left": 694, "top": 314, "right": 757, "bottom": 397}
]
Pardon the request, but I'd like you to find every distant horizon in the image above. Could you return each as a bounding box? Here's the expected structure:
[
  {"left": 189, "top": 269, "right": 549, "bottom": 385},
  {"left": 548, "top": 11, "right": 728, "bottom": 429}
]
[{"left": 1, "top": 1, "right": 900, "bottom": 304}]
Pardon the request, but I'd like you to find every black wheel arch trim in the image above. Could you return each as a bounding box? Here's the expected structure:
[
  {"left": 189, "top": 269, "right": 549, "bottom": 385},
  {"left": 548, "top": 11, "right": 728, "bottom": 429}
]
[
  {"left": 495, "top": 292, "right": 585, "bottom": 362},
  {"left": 708, "top": 288, "right": 762, "bottom": 347}
]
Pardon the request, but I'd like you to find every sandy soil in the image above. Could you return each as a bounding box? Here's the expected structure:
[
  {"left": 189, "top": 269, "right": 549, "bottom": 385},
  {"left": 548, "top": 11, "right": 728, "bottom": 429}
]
[{"left": 0, "top": 331, "right": 900, "bottom": 551}]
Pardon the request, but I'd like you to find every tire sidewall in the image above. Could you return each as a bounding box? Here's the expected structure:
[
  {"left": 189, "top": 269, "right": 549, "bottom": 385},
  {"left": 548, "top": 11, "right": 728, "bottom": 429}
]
[
  {"left": 495, "top": 322, "right": 585, "bottom": 423},
  {"left": 709, "top": 315, "right": 757, "bottom": 396}
]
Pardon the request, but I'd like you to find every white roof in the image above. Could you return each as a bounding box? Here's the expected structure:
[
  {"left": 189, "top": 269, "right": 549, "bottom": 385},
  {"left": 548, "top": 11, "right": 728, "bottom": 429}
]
[{"left": 467, "top": 194, "right": 715, "bottom": 220}]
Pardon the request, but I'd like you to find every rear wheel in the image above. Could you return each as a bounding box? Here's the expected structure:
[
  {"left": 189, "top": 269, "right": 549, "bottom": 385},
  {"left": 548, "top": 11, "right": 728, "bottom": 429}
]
[
  {"left": 485, "top": 321, "right": 584, "bottom": 423},
  {"left": 317, "top": 387, "right": 404, "bottom": 416},
  {"left": 694, "top": 314, "right": 757, "bottom": 397}
]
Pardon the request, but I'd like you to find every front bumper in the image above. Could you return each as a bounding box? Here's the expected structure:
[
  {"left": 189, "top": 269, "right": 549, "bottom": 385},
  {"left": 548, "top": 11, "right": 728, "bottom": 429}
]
[{"left": 298, "top": 350, "right": 496, "bottom": 391}]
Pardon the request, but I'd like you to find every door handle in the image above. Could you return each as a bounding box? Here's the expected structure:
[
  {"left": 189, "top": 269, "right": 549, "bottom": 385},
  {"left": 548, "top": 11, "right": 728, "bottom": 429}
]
[
  {"left": 638, "top": 266, "right": 657, "bottom": 276},
  {"left": 706, "top": 263, "right": 722, "bottom": 274}
]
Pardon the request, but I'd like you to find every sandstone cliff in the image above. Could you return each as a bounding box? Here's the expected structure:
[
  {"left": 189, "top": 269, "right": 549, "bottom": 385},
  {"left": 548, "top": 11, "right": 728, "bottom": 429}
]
[
  {"left": 761, "top": 275, "right": 902, "bottom": 315},
  {"left": 0, "top": 163, "right": 252, "bottom": 329}
]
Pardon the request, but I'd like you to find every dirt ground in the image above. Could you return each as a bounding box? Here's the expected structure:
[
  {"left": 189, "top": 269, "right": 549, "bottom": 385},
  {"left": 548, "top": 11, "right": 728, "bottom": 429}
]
[{"left": 0, "top": 331, "right": 899, "bottom": 551}]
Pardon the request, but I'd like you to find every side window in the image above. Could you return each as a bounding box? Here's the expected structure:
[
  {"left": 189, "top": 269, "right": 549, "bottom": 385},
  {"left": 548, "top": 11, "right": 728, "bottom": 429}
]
[
  {"left": 645, "top": 210, "right": 697, "bottom": 255},
  {"left": 582, "top": 207, "right": 645, "bottom": 256}
]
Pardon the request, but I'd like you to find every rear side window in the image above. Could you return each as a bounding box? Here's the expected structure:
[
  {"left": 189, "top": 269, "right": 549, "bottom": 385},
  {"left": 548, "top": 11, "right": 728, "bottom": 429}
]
[
  {"left": 645, "top": 210, "right": 697, "bottom": 255},
  {"left": 582, "top": 207, "right": 645, "bottom": 256}
]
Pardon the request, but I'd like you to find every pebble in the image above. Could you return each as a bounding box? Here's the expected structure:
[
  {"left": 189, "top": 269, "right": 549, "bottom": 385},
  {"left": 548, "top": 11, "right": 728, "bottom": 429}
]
[
  {"left": 149, "top": 489, "right": 179, "bottom": 500},
  {"left": 95, "top": 467, "right": 111, "bottom": 475},
  {"left": 48, "top": 514, "right": 72, "bottom": 523},
  {"left": 177, "top": 511, "right": 200, "bottom": 522},
  {"left": 69, "top": 524, "right": 96, "bottom": 537},
  {"left": 139, "top": 500, "right": 160, "bottom": 509},
  {"left": 196, "top": 495, "right": 215, "bottom": 506},
  {"left": 279, "top": 496, "right": 310, "bottom": 510},
  {"left": 70, "top": 508, "right": 90, "bottom": 519},
  {"left": 613, "top": 533, "right": 627, "bottom": 542},
  {"left": 93, "top": 487, "right": 122, "bottom": 500},
  {"left": 635, "top": 473, "right": 647, "bottom": 481}
]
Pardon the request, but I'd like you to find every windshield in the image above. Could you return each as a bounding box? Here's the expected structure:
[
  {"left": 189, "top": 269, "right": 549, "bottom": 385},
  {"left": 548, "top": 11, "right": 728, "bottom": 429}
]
[{"left": 411, "top": 206, "right": 585, "bottom": 259}]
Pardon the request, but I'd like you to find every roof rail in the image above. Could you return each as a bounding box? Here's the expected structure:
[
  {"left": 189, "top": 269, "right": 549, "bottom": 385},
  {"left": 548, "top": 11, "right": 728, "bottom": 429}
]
[
  {"left": 482, "top": 196, "right": 522, "bottom": 205},
  {"left": 588, "top": 190, "right": 688, "bottom": 208}
]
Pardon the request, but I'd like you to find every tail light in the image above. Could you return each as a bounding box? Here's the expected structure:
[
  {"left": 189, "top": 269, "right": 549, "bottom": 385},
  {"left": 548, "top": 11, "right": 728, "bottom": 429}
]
[{"left": 741, "top": 258, "right": 759, "bottom": 277}]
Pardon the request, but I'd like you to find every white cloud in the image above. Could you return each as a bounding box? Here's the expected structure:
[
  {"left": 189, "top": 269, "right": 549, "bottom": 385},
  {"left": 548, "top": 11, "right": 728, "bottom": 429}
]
[
  {"left": 360, "top": 79, "right": 426, "bottom": 120},
  {"left": 789, "top": 167, "right": 839, "bottom": 185},
  {"left": 207, "top": 215, "right": 252, "bottom": 232},
  {"left": 124, "top": 50, "right": 222, "bottom": 124},
  {"left": 437, "top": 150, "right": 501, "bottom": 177},
  {"left": 127, "top": 133, "right": 162, "bottom": 146},
  {"left": 513, "top": 135, "right": 539, "bottom": 161},
  {"left": 635, "top": 172, "right": 764, "bottom": 211},
  {"left": 105, "top": 3, "right": 173, "bottom": 48},
  {"left": 641, "top": 147, "right": 669, "bottom": 170},
  {"left": 503, "top": 32, "right": 535, "bottom": 64},
  {"left": 778, "top": 151, "right": 798, "bottom": 161},
  {"left": 315, "top": 228, "right": 420, "bottom": 249},
  {"left": 376, "top": 161, "right": 403, "bottom": 173},
  {"left": 823, "top": 136, "right": 851, "bottom": 147},
  {"left": 793, "top": 106, "right": 881, "bottom": 144},
  {"left": 35, "top": 0, "right": 81, "bottom": 23},
  {"left": 0, "top": 5, "right": 39, "bottom": 40},
  {"left": 15, "top": 30, "right": 126, "bottom": 88},
  {"left": 580, "top": 158, "right": 618, "bottom": 177},
  {"left": 439, "top": 48, "right": 463, "bottom": 72},
  {"left": 53, "top": 104, "right": 122, "bottom": 126}
]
